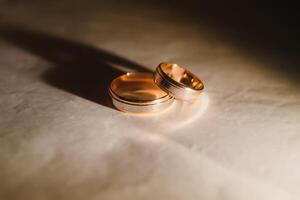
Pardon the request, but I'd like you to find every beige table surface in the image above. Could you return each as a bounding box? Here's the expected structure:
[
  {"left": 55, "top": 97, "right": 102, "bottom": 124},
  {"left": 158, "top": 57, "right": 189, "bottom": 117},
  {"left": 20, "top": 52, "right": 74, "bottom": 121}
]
[{"left": 0, "top": 1, "right": 299, "bottom": 199}]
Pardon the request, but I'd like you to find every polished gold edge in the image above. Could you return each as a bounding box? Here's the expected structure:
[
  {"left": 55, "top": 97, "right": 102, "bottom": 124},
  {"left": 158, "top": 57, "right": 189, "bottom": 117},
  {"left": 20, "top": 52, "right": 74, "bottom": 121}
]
[
  {"left": 109, "top": 89, "right": 174, "bottom": 113},
  {"left": 154, "top": 63, "right": 204, "bottom": 101},
  {"left": 108, "top": 87, "right": 173, "bottom": 106},
  {"left": 108, "top": 72, "right": 175, "bottom": 113},
  {"left": 109, "top": 72, "right": 173, "bottom": 105},
  {"left": 110, "top": 88, "right": 171, "bottom": 104},
  {"left": 157, "top": 63, "right": 204, "bottom": 93}
]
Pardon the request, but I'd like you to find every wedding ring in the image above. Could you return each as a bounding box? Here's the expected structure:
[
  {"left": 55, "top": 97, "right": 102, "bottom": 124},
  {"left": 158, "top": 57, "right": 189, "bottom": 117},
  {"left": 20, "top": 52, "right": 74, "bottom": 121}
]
[
  {"left": 109, "top": 72, "right": 174, "bottom": 113},
  {"left": 154, "top": 63, "right": 204, "bottom": 101}
]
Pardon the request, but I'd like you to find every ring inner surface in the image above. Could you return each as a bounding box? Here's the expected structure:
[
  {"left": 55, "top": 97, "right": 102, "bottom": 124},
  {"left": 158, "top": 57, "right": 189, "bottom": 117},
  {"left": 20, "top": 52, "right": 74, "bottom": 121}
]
[
  {"left": 111, "top": 73, "right": 169, "bottom": 103},
  {"left": 160, "top": 63, "right": 204, "bottom": 90}
]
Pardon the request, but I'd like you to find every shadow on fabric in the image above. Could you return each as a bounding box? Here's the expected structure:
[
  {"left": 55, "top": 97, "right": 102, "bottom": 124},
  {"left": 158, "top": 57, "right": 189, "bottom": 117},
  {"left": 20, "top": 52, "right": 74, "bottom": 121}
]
[{"left": 0, "top": 25, "right": 150, "bottom": 108}]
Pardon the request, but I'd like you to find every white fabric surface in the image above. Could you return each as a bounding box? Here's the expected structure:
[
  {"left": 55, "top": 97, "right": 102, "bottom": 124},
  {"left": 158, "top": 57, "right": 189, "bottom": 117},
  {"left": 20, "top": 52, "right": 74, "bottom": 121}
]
[{"left": 0, "top": 1, "right": 299, "bottom": 199}]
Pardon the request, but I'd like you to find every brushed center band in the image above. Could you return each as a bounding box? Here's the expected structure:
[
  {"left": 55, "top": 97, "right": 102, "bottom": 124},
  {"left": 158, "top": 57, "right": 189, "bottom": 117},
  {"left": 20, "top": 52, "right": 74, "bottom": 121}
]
[{"left": 154, "top": 63, "right": 204, "bottom": 102}]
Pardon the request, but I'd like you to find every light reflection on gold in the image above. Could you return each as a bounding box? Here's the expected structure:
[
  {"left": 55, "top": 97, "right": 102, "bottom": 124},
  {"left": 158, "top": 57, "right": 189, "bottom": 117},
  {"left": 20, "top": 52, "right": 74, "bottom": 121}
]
[
  {"left": 159, "top": 63, "right": 204, "bottom": 91},
  {"left": 109, "top": 73, "right": 174, "bottom": 113}
]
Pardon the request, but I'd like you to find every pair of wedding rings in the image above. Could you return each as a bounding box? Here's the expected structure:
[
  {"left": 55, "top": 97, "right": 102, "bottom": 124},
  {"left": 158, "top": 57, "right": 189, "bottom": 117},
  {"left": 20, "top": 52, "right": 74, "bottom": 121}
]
[{"left": 109, "top": 63, "right": 204, "bottom": 113}]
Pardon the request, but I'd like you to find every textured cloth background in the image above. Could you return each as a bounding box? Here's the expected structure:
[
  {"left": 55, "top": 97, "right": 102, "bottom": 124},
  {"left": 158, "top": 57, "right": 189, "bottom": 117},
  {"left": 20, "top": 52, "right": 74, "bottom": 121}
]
[{"left": 0, "top": 1, "right": 299, "bottom": 199}]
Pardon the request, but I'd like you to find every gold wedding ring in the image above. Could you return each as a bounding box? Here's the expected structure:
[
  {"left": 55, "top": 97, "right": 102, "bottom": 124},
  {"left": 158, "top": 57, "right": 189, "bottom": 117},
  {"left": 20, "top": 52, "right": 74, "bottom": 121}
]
[
  {"left": 108, "top": 63, "right": 204, "bottom": 113},
  {"left": 154, "top": 63, "right": 204, "bottom": 102},
  {"left": 109, "top": 73, "right": 174, "bottom": 113}
]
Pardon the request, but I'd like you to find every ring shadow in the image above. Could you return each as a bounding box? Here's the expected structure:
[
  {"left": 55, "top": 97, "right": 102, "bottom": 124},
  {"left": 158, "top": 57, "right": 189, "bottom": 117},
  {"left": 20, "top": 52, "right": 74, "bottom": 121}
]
[{"left": 0, "top": 25, "right": 151, "bottom": 108}]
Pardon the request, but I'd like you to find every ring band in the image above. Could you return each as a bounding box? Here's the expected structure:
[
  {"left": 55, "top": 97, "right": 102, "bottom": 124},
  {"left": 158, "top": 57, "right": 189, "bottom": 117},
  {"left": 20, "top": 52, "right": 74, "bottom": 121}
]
[
  {"left": 109, "top": 72, "right": 174, "bottom": 113},
  {"left": 154, "top": 63, "right": 204, "bottom": 101}
]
